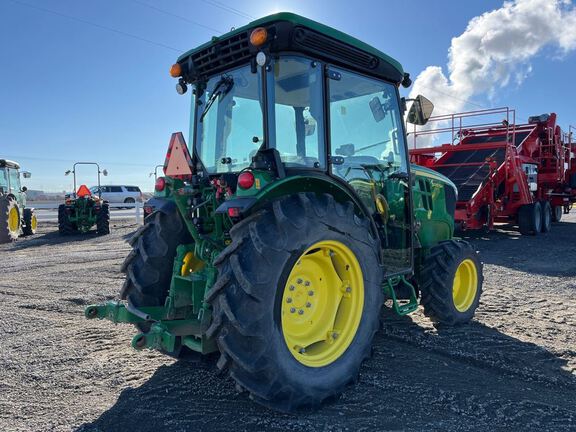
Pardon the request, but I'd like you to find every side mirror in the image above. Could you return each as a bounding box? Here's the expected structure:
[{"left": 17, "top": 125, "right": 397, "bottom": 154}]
[
  {"left": 21, "top": 186, "right": 28, "bottom": 192},
  {"left": 21, "top": 171, "right": 32, "bottom": 179},
  {"left": 369, "top": 96, "right": 386, "bottom": 123},
  {"left": 65, "top": 170, "right": 72, "bottom": 176},
  {"left": 407, "top": 95, "right": 434, "bottom": 126},
  {"left": 102, "top": 169, "right": 108, "bottom": 176}
]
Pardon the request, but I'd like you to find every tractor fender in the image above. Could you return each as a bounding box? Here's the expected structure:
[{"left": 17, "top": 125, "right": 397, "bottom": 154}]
[
  {"left": 218, "top": 173, "right": 377, "bottom": 234},
  {"left": 146, "top": 197, "right": 177, "bottom": 215}
]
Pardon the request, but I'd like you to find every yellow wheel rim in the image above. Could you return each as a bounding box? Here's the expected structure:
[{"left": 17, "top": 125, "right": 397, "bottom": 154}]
[
  {"left": 181, "top": 251, "right": 204, "bottom": 276},
  {"left": 452, "top": 258, "right": 478, "bottom": 312},
  {"left": 281, "top": 240, "right": 364, "bottom": 368},
  {"left": 31, "top": 214, "right": 38, "bottom": 231},
  {"left": 8, "top": 207, "right": 19, "bottom": 232}
]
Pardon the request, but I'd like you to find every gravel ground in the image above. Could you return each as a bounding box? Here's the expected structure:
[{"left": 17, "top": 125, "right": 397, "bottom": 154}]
[{"left": 0, "top": 215, "right": 575, "bottom": 432}]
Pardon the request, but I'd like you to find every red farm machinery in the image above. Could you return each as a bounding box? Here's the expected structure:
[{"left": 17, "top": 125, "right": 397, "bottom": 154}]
[{"left": 409, "top": 108, "right": 576, "bottom": 234}]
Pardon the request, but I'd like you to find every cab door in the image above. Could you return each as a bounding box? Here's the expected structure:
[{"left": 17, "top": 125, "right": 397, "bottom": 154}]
[{"left": 327, "top": 67, "right": 412, "bottom": 276}]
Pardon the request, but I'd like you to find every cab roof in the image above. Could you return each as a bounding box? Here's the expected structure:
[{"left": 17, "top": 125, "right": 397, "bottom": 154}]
[
  {"left": 0, "top": 159, "right": 20, "bottom": 169},
  {"left": 177, "top": 12, "right": 405, "bottom": 85}
]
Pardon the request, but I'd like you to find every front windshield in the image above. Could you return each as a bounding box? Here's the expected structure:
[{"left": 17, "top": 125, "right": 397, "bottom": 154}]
[{"left": 195, "top": 65, "right": 263, "bottom": 174}]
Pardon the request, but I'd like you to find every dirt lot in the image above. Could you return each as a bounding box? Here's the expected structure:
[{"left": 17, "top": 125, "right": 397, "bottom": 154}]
[{"left": 0, "top": 215, "right": 575, "bottom": 432}]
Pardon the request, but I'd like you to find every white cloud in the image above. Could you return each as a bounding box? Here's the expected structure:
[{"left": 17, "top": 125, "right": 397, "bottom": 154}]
[{"left": 410, "top": 0, "right": 576, "bottom": 139}]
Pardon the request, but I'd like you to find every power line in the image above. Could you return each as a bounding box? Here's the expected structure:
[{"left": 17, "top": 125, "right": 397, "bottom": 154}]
[
  {"left": 129, "top": 0, "right": 224, "bottom": 34},
  {"left": 8, "top": 0, "right": 184, "bottom": 53},
  {"left": 200, "top": 0, "right": 254, "bottom": 21},
  {"left": 4, "top": 154, "right": 155, "bottom": 168}
]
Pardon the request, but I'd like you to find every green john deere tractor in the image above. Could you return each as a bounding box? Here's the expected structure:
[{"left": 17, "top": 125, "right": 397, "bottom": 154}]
[
  {"left": 86, "top": 13, "right": 484, "bottom": 410},
  {"left": 59, "top": 162, "right": 110, "bottom": 235},
  {"left": 0, "top": 159, "right": 37, "bottom": 243}
]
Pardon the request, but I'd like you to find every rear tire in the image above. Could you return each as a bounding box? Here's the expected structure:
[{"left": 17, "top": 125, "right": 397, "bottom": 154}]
[
  {"left": 120, "top": 206, "right": 191, "bottom": 326},
  {"left": 552, "top": 205, "right": 563, "bottom": 222},
  {"left": 419, "top": 240, "right": 483, "bottom": 325},
  {"left": 22, "top": 208, "right": 37, "bottom": 236},
  {"left": 58, "top": 204, "right": 78, "bottom": 235},
  {"left": 0, "top": 197, "right": 20, "bottom": 243},
  {"left": 207, "top": 193, "right": 383, "bottom": 411},
  {"left": 96, "top": 203, "right": 110, "bottom": 235},
  {"left": 518, "top": 202, "right": 542, "bottom": 235},
  {"left": 540, "top": 201, "right": 552, "bottom": 233}
]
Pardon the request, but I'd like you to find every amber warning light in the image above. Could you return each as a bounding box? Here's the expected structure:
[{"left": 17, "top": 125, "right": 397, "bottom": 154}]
[
  {"left": 250, "top": 27, "right": 268, "bottom": 47},
  {"left": 170, "top": 63, "right": 182, "bottom": 78}
]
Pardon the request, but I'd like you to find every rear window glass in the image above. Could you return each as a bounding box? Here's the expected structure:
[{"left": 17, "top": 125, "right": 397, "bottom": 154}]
[{"left": 125, "top": 186, "right": 141, "bottom": 192}]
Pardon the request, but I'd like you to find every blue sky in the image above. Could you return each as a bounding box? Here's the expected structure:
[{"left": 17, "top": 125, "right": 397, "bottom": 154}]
[{"left": 1, "top": 0, "right": 575, "bottom": 192}]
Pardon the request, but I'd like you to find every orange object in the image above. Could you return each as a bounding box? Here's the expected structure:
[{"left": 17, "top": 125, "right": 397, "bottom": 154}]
[
  {"left": 250, "top": 27, "right": 268, "bottom": 47},
  {"left": 170, "top": 63, "right": 182, "bottom": 77},
  {"left": 164, "top": 132, "right": 194, "bottom": 179},
  {"left": 76, "top": 184, "right": 91, "bottom": 197}
]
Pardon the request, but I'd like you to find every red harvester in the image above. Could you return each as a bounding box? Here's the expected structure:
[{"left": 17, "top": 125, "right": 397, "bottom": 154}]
[{"left": 409, "top": 108, "right": 576, "bottom": 234}]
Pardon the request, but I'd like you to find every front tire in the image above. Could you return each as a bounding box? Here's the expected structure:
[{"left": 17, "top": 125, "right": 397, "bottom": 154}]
[
  {"left": 419, "top": 240, "right": 483, "bottom": 325},
  {"left": 206, "top": 193, "right": 383, "bottom": 411}
]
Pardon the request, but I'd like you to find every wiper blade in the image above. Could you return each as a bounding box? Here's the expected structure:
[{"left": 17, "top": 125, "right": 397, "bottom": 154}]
[{"left": 199, "top": 76, "right": 234, "bottom": 122}]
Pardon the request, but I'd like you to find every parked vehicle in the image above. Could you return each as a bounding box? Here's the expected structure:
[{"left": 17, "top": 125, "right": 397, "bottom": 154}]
[
  {"left": 60, "top": 163, "right": 110, "bottom": 235},
  {"left": 86, "top": 13, "right": 484, "bottom": 411},
  {"left": 409, "top": 108, "right": 576, "bottom": 234},
  {"left": 0, "top": 159, "right": 37, "bottom": 243},
  {"left": 89, "top": 185, "right": 143, "bottom": 204}
]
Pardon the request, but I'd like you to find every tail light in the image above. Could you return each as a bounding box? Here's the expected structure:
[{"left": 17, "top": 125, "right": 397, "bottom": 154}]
[
  {"left": 155, "top": 177, "right": 166, "bottom": 192},
  {"left": 237, "top": 171, "right": 255, "bottom": 189}
]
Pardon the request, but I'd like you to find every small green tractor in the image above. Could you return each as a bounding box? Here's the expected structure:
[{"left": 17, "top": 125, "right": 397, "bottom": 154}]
[
  {"left": 86, "top": 14, "right": 484, "bottom": 410},
  {"left": 59, "top": 162, "right": 110, "bottom": 235},
  {"left": 0, "top": 159, "right": 37, "bottom": 243}
]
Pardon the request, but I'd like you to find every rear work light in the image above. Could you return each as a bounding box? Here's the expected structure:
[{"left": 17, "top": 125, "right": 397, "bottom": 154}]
[
  {"left": 237, "top": 171, "right": 255, "bottom": 189},
  {"left": 155, "top": 177, "right": 166, "bottom": 192}
]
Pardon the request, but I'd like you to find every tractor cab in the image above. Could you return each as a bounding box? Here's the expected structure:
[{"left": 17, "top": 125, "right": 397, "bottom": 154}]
[{"left": 167, "top": 13, "right": 434, "bottom": 275}]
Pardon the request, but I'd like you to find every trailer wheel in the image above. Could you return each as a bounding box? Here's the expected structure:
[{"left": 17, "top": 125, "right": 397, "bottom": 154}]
[
  {"left": 552, "top": 205, "right": 563, "bottom": 222},
  {"left": 540, "top": 201, "right": 552, "bottom": 233},
  {"left": 207, "top": 193, "right": 382, "bottom": 411},
  {"left": 419, "top": 239, "right": 483, "bottom": 325},
  {"left": 518, "top": 202, "right": 542, "bottom": 235}
]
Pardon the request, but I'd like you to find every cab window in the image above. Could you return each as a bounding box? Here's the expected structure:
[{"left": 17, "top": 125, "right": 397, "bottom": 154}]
[
  {"left": 8, "top": 169, "right": 20, "bottom": 194},
  {"left": 268, "top": 56, "right": 325, "bottom": 169}
]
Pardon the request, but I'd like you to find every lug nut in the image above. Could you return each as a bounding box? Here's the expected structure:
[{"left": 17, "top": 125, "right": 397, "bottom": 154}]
[
  {"left": 306, "top": 302, "right": 312, "bottom": 308},
  {"left": 298, "top": 309, "right": 304, "bottom": 315},
  {"left": 308, "top": 291, "right": 314, "bottom": 296},
  {"left": 290, "top": 307, "right": 296, "bottom": 313},
  {"left": 289, "top": 285, "right": 295, "bottom": 291},
  {"left": 346, "top": 287, "right": 352, "bottom": 293},
  {"left": 287, "top": 298, "right": 292, "bottom": 303},
  {"left": 304, "top": 281, "right": 310, "bottom": 287},
  {"left": 297, "top": 278, "right": 303, "bottom": 284},
  {"left": 333, "top": 332, "right": 339, "bottom": 339}
]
